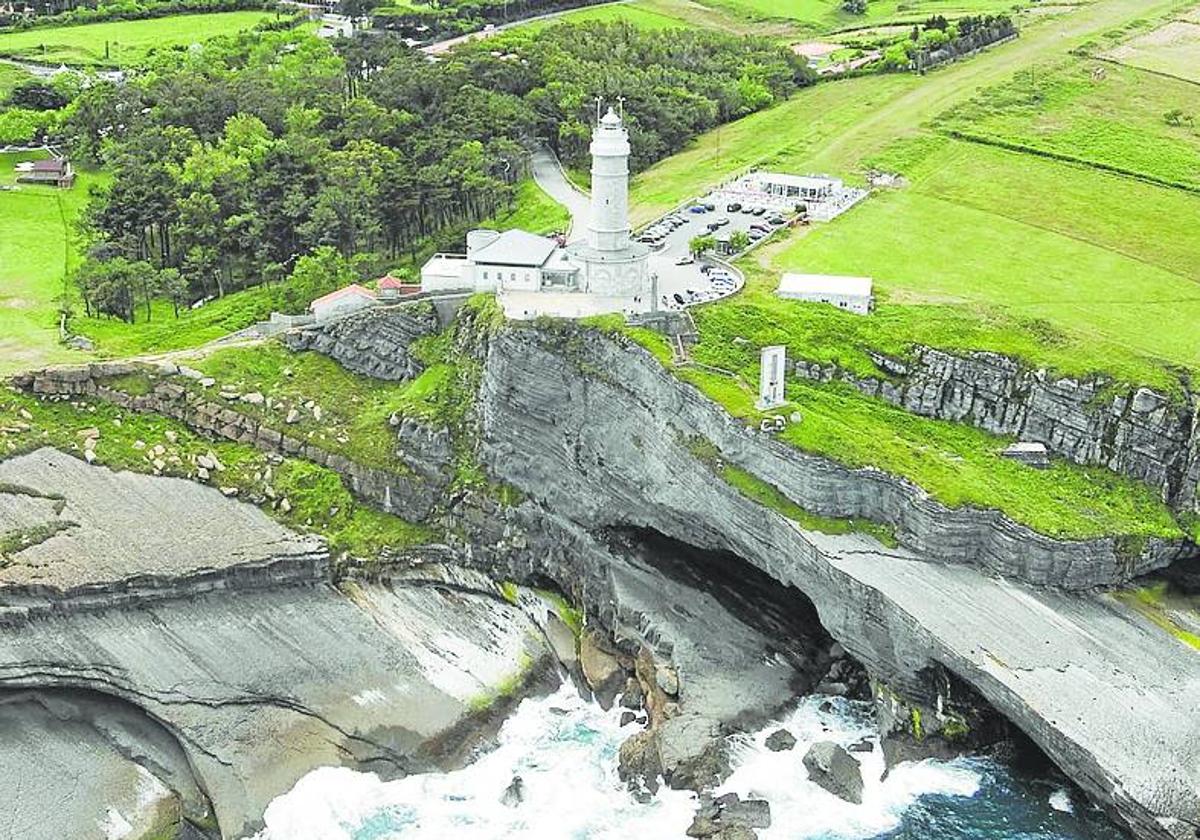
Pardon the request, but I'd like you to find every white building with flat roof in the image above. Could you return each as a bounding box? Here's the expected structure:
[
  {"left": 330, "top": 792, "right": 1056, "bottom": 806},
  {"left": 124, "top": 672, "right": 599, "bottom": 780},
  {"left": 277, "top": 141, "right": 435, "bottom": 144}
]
[
  {"left": 420, "top": 107, "right": 654, "bottom": 320},
  {"left": 777, "top": 273, "right": 874, "bottom": 315}
]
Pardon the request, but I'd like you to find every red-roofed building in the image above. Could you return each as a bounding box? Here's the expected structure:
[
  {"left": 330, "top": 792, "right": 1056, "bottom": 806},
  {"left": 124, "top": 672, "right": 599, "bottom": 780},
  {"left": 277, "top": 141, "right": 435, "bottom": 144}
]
[
  {"left": 309, "top": 284, "right": 376, "bottom": 323},
  {"left": 377, "top": 273, "right": 420, "bottom": 300}
]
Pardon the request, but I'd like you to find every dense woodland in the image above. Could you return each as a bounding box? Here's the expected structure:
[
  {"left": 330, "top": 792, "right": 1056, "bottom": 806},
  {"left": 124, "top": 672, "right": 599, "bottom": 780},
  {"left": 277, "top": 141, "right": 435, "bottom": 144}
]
[{"left": 61, "top": 23, "right": 812, "bottom": 320}]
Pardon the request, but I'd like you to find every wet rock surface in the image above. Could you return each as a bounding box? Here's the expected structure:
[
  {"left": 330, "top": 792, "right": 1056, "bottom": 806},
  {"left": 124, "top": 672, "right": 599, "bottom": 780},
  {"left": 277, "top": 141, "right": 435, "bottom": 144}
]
[{"left": 803, "top": 741, "right": 865, "bottom": 804}]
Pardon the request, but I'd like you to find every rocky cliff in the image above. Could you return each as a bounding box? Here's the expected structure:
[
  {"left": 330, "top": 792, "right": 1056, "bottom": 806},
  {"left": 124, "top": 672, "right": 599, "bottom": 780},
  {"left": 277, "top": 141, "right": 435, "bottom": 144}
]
[
  {"left": 796, "top": 347, "right": 1200, "bottom": 514},
  {"left": 469, "top": 323, "right": 1199, "bottom": 840},
  {"left": 0, "top": 450, "right": 558, "bottom": 840}
]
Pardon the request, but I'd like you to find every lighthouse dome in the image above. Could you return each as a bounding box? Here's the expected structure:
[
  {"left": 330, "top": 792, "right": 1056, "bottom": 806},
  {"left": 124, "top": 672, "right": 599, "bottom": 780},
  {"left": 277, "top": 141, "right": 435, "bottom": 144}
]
[{"left": 600, "top": 107, "right": 622, "bottom": 128}]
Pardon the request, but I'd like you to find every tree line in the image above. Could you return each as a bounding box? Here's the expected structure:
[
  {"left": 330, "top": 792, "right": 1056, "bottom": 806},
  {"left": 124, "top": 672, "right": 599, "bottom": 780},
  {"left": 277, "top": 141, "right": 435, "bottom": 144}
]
[
  {"left": 0, "top": 0, "right": 274, "bottom": 30},
  {"left": 66, "top": 22, "right": 812, "bottom": 323},
  {"left": 368, "top": 0, "right": 607, "bottom": 41}
]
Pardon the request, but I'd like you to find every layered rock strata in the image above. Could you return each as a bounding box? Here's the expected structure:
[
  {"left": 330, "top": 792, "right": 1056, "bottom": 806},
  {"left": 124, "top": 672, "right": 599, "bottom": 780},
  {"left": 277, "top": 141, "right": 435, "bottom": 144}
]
[
  {"left": 471, "top": 324, "right": 1200, "bottom": 840},
  {"left": 795, "top": 347, "right": 1200, "bottom": 514},
  {"left": 0, "top": 452, "right": 555, "bottom": 840}
]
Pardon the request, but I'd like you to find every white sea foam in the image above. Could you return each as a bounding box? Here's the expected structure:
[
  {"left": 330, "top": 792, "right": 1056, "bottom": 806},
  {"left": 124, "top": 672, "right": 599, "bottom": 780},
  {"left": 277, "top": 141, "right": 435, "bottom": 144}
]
[
  {"left": 250, "top": 689, "right": 984, "bottom": 840},
  {"left": 252, "top": 684, "right": 696, "bottom": 840},
  {"left": 1049, "top": 787, "right": 1075, "bottom": 814},
  {"left": 717, "top": 695, "right": 982, "bottom": 839}
]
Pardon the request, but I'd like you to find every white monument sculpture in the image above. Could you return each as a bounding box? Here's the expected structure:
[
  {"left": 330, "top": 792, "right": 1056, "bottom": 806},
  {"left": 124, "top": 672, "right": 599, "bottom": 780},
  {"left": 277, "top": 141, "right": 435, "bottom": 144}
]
[
  {"left": 757, "top": 345, "right": 787, "bottom": 410},
  {"left": 419, "top": 104, "right": 655, "bottom": 319}
]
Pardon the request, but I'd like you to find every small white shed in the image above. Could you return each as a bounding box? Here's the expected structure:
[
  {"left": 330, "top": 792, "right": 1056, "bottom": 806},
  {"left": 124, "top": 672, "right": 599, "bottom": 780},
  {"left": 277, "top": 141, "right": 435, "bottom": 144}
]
[{"left": 776, "top": 273, "right": 874, "bottom": 315}]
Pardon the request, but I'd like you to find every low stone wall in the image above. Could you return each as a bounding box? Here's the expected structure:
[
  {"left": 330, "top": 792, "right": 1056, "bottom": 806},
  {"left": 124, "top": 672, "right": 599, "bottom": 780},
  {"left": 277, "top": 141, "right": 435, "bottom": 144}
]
[{"left": 795, "top": 348, "right": 1200, "bottom": 515}]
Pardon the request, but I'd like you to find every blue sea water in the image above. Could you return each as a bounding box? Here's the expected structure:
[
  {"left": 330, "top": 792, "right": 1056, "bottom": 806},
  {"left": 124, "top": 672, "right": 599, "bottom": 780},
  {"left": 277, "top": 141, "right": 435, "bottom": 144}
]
[{"left": 252, "top": 685, "right": 1126, "bottom": 840}]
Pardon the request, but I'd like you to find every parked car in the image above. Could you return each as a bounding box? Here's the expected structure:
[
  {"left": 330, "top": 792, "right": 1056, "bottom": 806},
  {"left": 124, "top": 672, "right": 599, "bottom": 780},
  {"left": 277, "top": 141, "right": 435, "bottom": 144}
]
[
  {"left": 704, "top": 202, "right": 716, "bottom": 211},
  {"left": 715, "top": 217, "right": 730, "bottom": 227},
  {"left": 726, "top": 202, "right": 742, "bottom": 212},
  {"left": 748, "top": 230, "right": 765, "bottom": 241},
  {"left": 673, "top": 292, "right": 686, "bottom": 305},
  {"left": 768, "top": 216, "right": 786, "bottom": 225},
  {"left": 752, "top": 206, "right": 767, "bottom": 216},
  {"left": 675, "top": 256, "right": 695, "bottom": 265},
  {"left": 688, "top": 205, "right": 707, "bottom": 214}
]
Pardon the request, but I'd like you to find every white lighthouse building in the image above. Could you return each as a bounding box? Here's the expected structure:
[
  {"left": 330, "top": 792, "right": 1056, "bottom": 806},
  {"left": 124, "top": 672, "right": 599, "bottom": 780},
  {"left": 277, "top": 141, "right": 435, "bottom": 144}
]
[{"left": 419, "top": 106, "right": 655, "bottom": 320}]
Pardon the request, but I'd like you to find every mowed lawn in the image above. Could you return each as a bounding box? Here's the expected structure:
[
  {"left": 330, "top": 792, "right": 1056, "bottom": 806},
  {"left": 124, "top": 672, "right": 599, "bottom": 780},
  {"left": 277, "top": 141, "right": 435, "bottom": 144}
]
[
  {"left": 768, "top": 137, "right": 1200, "bottom": 384},
  {"left": 0, "top": 11, "right": 279, "bottom": 67},
  {"left": 935, "top": 56, "right": 1200, "bottom": 189},
  {"left": 521, "top": 2, "right": 704, "bottom": 33},
  {"left": 0, "top": 151, "right": 106, "bottom": 373}
]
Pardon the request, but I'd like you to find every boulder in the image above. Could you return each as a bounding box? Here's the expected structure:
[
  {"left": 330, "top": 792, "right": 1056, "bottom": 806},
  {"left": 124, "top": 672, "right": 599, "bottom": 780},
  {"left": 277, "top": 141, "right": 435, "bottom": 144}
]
[
  {"left": 658, "top": 714, "right": 730, "bottom": 790},
  {"left": 764, "top": 728, "right": 796, "bottom": 752},
  {"left": 500, "top": 775, "right": 524, "bottom": 808},
  {"left": 724, "top": 798, "right": 771, "bottom": 829},
  {"left": 579, "top": 631, "right": 624, "bottom": 710},
  {"left": 803, "top": 741, "right": 863, "bottom": 804}
]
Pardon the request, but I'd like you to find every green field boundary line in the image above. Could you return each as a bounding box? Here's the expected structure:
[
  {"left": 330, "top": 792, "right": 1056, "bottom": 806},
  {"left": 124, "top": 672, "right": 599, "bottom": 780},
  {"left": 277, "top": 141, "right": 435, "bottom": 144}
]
[
  {"left": 939, "top": 128, "right": 1200, "bottom": 195},
  {"left": 1089, "top": 53, "right": 1200, "bottom": 90}
]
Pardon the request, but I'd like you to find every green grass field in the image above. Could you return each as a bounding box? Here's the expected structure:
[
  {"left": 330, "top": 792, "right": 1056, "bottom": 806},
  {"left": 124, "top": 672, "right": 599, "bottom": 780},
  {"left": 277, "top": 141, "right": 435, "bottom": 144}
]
[
  {"left": 0, "top": 11, "right": 279, "bottom": 67},
  {"left": 0, "top": 61, "right": 33, "bottom": 98},
  {"left": 0, "top": 150, "right": 107, "bottom": 374},
  {"left": 691, "top": 0, "right": 1035, "bottom": 33},
  {"left": 521, "top": 1, "right": 703, "bottom": 32},
  {"left": 629, "top": 73, "right": 919, "bottom": 224},
  {"left": 935, "top": 56, "right": 1200, "bottom": 190},
  {"left": 483, "top": 178, "right": 571, "bottom": 235}
]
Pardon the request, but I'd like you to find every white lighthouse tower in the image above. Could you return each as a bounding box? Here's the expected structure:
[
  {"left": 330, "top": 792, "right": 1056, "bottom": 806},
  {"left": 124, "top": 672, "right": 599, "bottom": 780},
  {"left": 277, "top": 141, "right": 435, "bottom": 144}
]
[
  {"left": 588, "top": 107, "right": 633, "bottom": 252},
  {"left": 564, "top": 104, "right": 653, "bottom": 310}
]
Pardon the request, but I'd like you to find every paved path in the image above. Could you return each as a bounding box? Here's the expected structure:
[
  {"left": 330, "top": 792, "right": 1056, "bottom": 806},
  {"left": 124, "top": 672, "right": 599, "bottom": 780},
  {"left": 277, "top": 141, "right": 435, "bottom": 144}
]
[{"left": 530, "top": 146, "right": 591, "bottom": 241}]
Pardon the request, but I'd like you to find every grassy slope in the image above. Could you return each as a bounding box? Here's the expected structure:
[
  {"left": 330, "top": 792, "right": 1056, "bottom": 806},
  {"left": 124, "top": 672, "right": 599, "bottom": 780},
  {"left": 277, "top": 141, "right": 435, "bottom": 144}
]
[
  {"left": 694, "top": 0, "right": 1034, "bottom": 33},
  {"left": 72, "top": 291, "right": 276, "bottom": 360},
  {"left": 935, "top": 56, "right": 1200, "bottom": 190},
  {"left": 669, "top": 364, "right": 1180, "bottom": 541},
  {"left": 0, "top": 387, "right": 433, "bottom": 557},
  {"left": 0, "top": 11, "right": 278, "bottom": 67},
  {"left": 483, "top": 177, "right": 571, "bottom": 235},
  {"left": 0, "top": 150, "right": 108, "bottom": 375},
  {"left": 0, "top": 61, "right": 33, "bottom": 97},
  {"left": 188, "top": 341, "right": 419, "bottom": 472}
]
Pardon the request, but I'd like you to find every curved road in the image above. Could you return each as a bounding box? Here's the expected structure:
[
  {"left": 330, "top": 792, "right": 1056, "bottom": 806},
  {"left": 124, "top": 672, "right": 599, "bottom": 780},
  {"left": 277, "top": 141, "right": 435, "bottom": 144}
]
[{"left": 531, "top": 146, "right": 591, "bottom": 241}]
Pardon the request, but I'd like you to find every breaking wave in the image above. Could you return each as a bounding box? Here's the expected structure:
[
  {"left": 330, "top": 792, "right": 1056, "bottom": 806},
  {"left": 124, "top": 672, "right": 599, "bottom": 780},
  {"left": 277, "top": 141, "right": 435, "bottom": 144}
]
[{"left": 251, "top": 685, "right": 1124, "bottom": 840}]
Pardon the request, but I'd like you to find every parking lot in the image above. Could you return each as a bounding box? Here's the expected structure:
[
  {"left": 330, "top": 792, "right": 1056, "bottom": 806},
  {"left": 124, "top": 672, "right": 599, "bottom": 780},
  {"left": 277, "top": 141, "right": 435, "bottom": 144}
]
[{"left": 640, "top": 196, "right": 793, "bottom": 310}]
